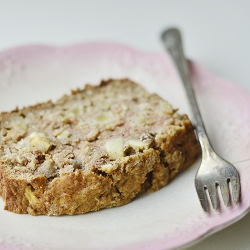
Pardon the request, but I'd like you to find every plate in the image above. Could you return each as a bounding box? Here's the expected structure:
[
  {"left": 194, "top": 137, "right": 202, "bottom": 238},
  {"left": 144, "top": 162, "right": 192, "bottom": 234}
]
[{"left": 0, "top": 43, "right": 250, "bottom": 250}]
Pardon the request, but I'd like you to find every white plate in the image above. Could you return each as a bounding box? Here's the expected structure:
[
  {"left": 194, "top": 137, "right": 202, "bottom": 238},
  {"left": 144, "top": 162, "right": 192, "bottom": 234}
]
[{"left": 0, "top": 43, "right": 250, "bottom": 250}]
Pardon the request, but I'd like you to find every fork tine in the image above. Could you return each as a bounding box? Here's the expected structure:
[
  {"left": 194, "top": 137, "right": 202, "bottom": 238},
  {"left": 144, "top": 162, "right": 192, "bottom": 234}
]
[
  {"left": 230, "top": 175, "right": 240, "bottom": 205},
  {"left": 206, "top": 183, "right": 219, "bottom": 210},
  {"left": 219, "top": 180, "right": 230, "bottom": 207},
  {"left": 195, "top": 180, "right": 209, "bottom": 212}
]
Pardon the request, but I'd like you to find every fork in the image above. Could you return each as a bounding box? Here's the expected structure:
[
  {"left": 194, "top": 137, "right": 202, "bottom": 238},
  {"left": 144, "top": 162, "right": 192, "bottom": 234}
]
[{"left": 161, "top": 28, "right": 241, "bottom": 212}]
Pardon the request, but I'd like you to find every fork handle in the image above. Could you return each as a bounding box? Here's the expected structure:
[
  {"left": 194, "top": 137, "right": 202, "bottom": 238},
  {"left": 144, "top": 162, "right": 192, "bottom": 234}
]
[{"left": 161, "top": 28, "right": 213, "bottom": 158}]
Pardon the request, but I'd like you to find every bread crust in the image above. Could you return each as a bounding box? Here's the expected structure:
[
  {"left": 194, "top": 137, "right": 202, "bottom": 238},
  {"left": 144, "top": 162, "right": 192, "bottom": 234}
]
[{"left": 0, "top": 79, "right": 200, "bottom": 215}]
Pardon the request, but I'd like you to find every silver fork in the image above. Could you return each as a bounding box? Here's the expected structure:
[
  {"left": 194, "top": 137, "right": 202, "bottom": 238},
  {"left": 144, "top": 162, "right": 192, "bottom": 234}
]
[{"left": 161, "top": 28, "right": 241, "bottom": 212}]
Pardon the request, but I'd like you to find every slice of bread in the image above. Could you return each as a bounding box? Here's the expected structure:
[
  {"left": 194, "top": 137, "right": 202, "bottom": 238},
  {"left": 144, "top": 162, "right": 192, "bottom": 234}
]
[{"left": 0, "top": 79, "right": 200, "bottom": 215}]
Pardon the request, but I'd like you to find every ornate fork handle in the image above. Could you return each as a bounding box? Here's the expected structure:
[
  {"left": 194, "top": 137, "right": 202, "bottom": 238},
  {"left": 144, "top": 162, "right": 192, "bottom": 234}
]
[{"left": 161, "top": 28, "right": 215, "bottom": 160}]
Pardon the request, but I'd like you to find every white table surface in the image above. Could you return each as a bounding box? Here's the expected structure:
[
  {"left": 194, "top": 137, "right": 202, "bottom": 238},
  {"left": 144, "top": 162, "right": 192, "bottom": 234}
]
[{"left": 0, "top": 1, "right": 250, "bottom": 249}]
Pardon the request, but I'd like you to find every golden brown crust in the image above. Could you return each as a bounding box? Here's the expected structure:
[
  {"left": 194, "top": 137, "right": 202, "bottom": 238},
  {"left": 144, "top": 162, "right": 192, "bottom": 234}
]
[
  {"left": 1, "top": 149, "right": 160, "bottom": 215},
  {"left": 0, "top": 79, "right": 200, "bottom": 215}
]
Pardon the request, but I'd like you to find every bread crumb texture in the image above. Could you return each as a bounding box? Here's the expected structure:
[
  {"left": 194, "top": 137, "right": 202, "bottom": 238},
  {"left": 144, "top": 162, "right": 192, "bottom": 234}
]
[{"left": 0, "top": 79, "right": 200, "bottom": 215}]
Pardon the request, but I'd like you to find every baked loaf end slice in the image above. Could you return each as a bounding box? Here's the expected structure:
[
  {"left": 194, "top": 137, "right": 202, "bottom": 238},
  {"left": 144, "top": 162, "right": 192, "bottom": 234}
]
[{"left": 0, "top": 79, "right": 200, "bottom": 216}]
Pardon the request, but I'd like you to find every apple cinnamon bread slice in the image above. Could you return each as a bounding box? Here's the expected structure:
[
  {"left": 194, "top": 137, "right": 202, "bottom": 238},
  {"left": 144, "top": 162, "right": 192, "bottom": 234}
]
[{"left": 0, "top": 79, "right": 200, "bottom": 215}]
